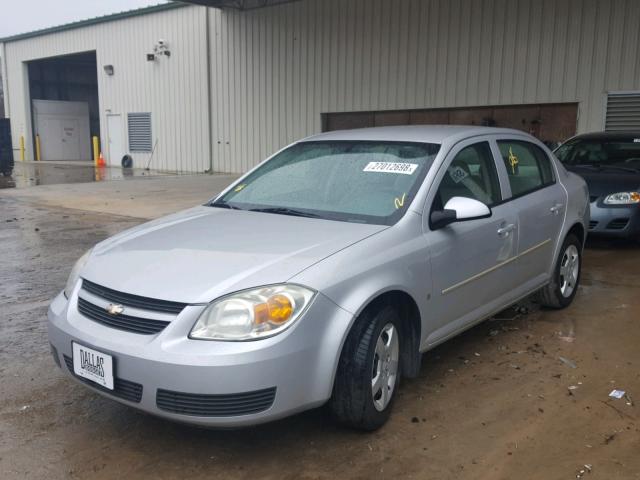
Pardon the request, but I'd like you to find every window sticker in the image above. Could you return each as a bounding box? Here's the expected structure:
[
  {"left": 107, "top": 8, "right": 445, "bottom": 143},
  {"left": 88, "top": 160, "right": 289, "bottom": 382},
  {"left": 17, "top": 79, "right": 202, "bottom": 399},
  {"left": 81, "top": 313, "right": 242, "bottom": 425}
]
[
  {"left": 447, "top": 166, "right": 468, "bottom": 184},
  {"left": 234, "top": 184, "right": 246, "bottom": 192},
  {"left": 363, "top": 162, "right": 418, "bottom": 175},
  {"left": 508, "top": 147, "right": 519, "bottom": 174},
  {"left": 394, "top": 193, "right": 406, "bottom": 209}
]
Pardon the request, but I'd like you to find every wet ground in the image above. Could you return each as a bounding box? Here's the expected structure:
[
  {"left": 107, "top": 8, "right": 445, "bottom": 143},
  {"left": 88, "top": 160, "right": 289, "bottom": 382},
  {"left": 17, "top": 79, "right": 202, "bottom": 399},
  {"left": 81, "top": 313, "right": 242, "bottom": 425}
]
[
  {"left": 0, "top": 161, "right": 174, "bottom": 190},
  {"left": 1, "top": 195, "right": 639, "bottom": 480}
]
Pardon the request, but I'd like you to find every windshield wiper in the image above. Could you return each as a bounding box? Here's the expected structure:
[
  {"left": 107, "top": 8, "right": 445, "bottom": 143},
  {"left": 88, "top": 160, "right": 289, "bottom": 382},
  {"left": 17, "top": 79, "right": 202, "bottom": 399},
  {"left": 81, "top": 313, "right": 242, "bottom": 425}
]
[
  {"left": 209, "top": 201, "right": 242, "bottom": 210},
  {"left": 248, "top": 207, "right": 322, "bottom": 218}
]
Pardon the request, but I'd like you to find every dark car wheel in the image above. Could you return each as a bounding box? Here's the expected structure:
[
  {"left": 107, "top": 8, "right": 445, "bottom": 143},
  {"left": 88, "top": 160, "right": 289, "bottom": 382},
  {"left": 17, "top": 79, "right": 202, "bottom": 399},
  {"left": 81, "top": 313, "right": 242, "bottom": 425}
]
[
  {"left": 537, "top": 234, "right": 582, "bottom": 309},
  {"left": 330, "top": 305, "right": 401, "bottom": 431}
]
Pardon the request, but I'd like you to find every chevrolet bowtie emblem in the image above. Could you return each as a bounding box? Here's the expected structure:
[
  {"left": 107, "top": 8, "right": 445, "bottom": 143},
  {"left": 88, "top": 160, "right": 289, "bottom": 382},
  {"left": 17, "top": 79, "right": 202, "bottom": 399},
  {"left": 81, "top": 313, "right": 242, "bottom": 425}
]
[{"left": 106, "top": 304, "right": 124, "bottom": 315}]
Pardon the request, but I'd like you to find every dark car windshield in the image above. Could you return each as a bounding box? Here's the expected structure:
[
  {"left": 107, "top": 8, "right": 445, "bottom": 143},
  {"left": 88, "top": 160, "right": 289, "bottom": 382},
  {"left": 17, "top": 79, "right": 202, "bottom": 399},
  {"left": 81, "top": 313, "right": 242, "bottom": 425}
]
[
  {"left": 211, "top": 141, "right": 440, "bottom": 225},
  {"left": 555, "top": 137, "right": 640, "bottom": 169}
]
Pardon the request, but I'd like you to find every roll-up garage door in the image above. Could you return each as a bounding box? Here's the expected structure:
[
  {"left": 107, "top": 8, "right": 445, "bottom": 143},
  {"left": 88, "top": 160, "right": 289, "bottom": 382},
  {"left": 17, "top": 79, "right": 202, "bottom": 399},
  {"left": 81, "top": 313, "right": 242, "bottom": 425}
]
[{"left": 605, "top": 92, "right": 640, "bottom": 132}]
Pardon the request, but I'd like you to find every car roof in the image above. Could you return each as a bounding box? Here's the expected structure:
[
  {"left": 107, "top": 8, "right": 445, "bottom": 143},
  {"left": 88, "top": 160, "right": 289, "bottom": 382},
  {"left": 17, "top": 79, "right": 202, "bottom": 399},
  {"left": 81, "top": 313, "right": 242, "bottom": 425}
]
[
  {"left": 567, "top": 131, "right": 640, "bottom": 141},
  {"left": 302, "top": 125, "right": 530, "bottom": 144}
]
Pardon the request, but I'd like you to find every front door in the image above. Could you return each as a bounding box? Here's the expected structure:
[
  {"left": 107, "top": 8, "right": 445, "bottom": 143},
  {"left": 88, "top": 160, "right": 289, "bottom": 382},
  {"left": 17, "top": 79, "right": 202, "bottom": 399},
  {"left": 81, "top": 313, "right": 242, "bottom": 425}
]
[
  {"left": 424, "top": 139, "right": 519, "bottom": 346},
  {"left": 107, "top": 114, "right": 124, "bottom": 166}
]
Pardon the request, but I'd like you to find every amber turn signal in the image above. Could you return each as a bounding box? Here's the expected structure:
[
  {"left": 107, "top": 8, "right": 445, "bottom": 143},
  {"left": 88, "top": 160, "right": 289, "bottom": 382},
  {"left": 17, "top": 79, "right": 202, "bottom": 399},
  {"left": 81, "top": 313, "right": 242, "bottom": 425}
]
[{"left": 254, "top": 294, "right": 293, "bottom": 325}]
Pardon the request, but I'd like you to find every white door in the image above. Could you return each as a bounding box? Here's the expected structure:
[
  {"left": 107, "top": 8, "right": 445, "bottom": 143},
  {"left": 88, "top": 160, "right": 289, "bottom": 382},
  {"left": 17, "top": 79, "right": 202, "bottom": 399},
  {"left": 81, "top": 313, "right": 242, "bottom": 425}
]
[{"left": 107, "top": 114, "right": 124, "bottom": 166}]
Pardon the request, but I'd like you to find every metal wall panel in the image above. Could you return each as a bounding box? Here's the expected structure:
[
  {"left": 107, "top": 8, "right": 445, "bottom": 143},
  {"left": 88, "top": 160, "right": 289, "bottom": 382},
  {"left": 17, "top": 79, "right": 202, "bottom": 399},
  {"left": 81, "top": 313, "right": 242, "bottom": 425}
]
[
  {"left": 2, "top": 5, "right": 210, "bottom": 172},
  {"left": 3, "top": 0, "right": 640, "bottom": 174},
  {"left": 208, "top": 0, "right": 640, "bottom": 173}
]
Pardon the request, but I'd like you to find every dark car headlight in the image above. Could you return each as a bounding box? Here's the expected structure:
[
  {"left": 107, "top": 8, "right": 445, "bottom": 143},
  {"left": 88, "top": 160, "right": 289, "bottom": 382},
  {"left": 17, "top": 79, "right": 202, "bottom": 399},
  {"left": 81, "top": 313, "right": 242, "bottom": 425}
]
[{"left": 603, "top": 192, "right": 640, "bottom": 205}]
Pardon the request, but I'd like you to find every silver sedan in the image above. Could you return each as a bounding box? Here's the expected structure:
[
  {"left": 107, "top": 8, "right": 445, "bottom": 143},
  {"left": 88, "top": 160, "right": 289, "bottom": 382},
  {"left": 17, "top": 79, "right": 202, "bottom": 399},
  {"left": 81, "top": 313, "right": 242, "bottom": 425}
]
[{"left": 48, "top": 126, "right": 589, "bottom": 430}]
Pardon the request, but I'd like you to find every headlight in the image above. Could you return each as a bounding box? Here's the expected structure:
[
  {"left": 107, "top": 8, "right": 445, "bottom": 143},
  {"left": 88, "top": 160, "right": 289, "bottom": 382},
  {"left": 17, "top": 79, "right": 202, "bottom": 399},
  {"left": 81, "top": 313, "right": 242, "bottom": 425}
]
[
  {"left": 190, "top": 284, "right": 316, "bottom": 341},
  {"left": 63, "top": 249, "right": 92, "bottom": 298},
  {"left": 603, "top": 192, "right": 640, "bottom": 205}
]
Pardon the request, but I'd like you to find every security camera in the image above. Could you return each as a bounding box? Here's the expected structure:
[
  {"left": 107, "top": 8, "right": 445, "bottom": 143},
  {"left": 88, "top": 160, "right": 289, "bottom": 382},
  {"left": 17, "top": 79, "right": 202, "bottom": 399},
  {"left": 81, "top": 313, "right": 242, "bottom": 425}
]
[{"left": 157, "top": 39, "right": 166, "bottom": 46}]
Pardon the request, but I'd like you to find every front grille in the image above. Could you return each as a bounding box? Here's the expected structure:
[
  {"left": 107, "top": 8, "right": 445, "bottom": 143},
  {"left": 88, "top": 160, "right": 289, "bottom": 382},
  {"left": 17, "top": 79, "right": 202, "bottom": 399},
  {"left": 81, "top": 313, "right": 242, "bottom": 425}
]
[
  {"left": 607, "top": 218, "right": 629, "bottom": 230},
  {"left": 589, "top": 220, "right": 598, "bottom": 230},
  {"left": 63, "top": 355, "right": 143, "bottom": 403},
  {"left": 78, "top": 297, "right": 170, "bottom": 335},
  {"left": 156, "top": 387, "right": 277, "bottom": 417},
  {"left": 589, "top": 195, "right": 599, "bottom": 203},
  {"left": 82, "top": 279, "right": 187, "bottom": 314}
]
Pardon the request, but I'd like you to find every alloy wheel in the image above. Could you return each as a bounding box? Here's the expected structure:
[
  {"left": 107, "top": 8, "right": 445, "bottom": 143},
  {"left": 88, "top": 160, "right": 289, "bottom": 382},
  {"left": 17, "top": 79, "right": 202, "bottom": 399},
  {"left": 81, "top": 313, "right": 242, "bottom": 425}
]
[
  {"left": 371, "top": 323, "right": 400, "bottom": 411},
  {"left": 559, "top": 244, "right": 580, "bottom": 298}
]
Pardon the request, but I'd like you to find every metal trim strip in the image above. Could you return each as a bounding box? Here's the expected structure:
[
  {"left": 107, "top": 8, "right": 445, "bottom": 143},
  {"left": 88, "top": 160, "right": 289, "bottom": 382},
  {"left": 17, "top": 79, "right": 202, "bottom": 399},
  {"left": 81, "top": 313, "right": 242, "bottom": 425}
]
[{"left": 441, "top": 238, "right": 551, "bottom": 295}]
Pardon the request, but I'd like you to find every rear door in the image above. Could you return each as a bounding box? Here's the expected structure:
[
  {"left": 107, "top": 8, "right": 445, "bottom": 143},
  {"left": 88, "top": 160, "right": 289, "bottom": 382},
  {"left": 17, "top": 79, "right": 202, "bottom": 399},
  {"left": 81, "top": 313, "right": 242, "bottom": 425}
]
[
  {"left": 424, "top": 138, "right": 519, "bottom": 345},
  {"left": 492, "top": 138, "right": 566, "bottom": 291}
]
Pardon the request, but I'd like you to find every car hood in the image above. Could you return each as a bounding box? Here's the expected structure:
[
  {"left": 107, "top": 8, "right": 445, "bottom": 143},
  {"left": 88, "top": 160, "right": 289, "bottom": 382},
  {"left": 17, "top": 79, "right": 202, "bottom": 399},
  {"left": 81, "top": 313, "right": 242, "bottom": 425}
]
[
  {"left": 565, "top": 166, "right": 640, "bottom": 197},
  {"left": 82, "top": 206, "right": 387, "bottom": 304}
]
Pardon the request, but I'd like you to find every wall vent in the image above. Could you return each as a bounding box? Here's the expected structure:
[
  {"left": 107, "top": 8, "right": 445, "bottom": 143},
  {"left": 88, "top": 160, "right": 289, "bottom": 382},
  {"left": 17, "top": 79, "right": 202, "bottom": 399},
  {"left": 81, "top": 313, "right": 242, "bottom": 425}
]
[
  {"left": 127, "top": 112, "right": 152, "bottom": 152},
  {"left": 605, "top": 92, "right": 640, "bottom": 132}
]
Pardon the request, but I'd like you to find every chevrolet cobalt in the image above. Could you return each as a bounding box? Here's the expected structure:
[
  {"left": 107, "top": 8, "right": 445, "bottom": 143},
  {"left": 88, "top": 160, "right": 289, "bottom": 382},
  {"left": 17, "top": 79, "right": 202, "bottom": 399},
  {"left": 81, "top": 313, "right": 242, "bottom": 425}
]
[{"left": 49, "top": 126, "right": 589, "bottom": 430}]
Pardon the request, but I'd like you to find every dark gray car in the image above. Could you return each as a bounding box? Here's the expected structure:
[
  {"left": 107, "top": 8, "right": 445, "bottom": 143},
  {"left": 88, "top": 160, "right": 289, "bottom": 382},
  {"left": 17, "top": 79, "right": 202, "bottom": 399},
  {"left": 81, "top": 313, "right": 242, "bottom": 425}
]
[{"left": 555, "top": 132, "right": 640, "bottom": 240}]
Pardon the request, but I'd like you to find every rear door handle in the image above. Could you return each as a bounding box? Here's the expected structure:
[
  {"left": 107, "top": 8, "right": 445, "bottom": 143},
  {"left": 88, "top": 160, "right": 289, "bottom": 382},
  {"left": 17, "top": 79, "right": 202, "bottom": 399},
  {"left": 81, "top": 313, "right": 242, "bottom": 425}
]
[
  {"left": 550, "top": 203, "right": 564, "bottom": 214},
  {"left": 497, "top": 224, "right": 516, "bottom": 237}
]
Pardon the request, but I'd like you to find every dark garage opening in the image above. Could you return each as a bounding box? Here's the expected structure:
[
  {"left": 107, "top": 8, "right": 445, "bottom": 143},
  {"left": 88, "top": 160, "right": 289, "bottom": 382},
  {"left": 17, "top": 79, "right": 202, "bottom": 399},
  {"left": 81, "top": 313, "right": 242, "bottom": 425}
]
[
  {"left": 27, "top": 51, "right": 99, "bottom": 161},
  {"left": 323, "top": 103, "right": 578, "bottom": 148}
]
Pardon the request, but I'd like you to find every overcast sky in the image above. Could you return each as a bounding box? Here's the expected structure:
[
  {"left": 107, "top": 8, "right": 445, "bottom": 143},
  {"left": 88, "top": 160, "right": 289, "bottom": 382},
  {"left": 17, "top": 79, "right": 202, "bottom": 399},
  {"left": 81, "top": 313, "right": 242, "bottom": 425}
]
[{"left": 0, "top": 0, "right": 168, "bottom": 38}]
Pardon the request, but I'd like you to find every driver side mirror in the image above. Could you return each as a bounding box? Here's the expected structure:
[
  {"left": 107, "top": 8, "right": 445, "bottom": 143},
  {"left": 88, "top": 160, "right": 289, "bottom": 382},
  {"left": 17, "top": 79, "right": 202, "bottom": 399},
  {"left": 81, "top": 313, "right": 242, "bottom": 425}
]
[{"left": 430, "top": 196, "right": 491, "bottom": 230}]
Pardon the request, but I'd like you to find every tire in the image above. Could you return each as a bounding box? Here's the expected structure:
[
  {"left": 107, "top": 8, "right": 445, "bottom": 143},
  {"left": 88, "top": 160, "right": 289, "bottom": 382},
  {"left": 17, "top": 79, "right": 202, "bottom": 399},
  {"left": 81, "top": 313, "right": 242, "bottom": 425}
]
[
  {"left": 537, "top": 234, "right": 582, "bottom": 309},
  {"left": 330, "top": 305, "right": 402, "bottom": 430}
]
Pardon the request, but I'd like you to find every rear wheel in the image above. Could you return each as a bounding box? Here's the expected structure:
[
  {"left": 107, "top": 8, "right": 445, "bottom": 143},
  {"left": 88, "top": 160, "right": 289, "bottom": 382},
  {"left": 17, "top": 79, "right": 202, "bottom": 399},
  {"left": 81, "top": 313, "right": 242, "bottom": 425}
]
[
  {"left": 330, "top": 305, "right": 401, "bottom": 430},
  {"left": 537, "top": 234, "right": 582, "bottom": 309}
]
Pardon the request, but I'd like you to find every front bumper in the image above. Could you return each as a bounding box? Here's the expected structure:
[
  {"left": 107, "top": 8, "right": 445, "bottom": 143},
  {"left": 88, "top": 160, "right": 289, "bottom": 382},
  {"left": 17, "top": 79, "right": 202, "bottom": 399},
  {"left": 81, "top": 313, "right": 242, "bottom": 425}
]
[
  {"left": 48, "top": 287, "right": 352, "bottom": 427},
  {"left": 587, "top": 200, "right": 640, "bottom": 239}
]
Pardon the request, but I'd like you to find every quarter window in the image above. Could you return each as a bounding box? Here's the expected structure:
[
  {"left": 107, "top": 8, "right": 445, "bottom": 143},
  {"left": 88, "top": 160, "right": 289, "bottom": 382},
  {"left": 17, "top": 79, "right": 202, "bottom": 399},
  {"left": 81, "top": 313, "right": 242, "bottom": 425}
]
[
  {"left": 433, "top": 142, "right": 501, "bottom": 211},
  {"left": 497, "top": 141, "right": 555, "bottom": 197}
]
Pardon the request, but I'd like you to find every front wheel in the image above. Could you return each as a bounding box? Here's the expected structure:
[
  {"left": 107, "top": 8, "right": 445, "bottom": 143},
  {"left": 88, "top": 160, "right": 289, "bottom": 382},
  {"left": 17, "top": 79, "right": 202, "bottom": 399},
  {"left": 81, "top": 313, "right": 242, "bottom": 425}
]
[
  {"left": 537, "top": 234, "right": 582, "bottom": 309},
  {"left": 330, "top": 305, "right": 401, "bottom": 430}
]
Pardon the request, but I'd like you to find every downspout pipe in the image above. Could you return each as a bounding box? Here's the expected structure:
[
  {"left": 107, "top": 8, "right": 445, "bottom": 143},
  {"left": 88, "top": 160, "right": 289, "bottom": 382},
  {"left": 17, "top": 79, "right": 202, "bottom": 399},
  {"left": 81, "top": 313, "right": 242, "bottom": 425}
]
[{"left": 205, "top": 7, "right": 214, "bottom": 174}]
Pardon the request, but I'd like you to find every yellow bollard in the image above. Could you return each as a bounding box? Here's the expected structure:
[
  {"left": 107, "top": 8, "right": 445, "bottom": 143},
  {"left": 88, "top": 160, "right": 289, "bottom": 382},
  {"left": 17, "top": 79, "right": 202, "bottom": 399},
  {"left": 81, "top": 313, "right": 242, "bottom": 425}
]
[
  {"left": 35, "top": 134, "right": 41, "bottom": 161},
  {"left": 92, "top": 136, "right": 100, "bottom": 166},
  {"left": 19, "top": 136, "right": 25, "bottom": 161}
]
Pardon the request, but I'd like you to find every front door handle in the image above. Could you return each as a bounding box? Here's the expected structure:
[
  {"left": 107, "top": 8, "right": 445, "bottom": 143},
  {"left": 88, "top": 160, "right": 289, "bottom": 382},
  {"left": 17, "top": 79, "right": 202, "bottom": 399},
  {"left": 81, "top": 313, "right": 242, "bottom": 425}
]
[
  {"left": 550, "top": 203, "right": 564, "bottom": 214},
  {"left": 497, "top": 224, "right": 516, "bottom": 237}
]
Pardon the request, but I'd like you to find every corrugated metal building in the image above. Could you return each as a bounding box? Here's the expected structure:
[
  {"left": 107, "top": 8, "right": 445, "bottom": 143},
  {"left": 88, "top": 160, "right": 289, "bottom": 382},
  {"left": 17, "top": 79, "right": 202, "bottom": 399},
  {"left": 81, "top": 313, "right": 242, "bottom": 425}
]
[{"left": 1, "top": 0, "right": 640, "bottom": 173}]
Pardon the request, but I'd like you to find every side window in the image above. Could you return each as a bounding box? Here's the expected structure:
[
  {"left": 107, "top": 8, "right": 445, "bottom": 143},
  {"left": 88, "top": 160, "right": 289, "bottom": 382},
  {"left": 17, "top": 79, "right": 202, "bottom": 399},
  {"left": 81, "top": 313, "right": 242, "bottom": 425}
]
[
  {"left": 433, "top": 142, "right": 501, "bottom": 211},
  {"left": 497, "top": 141, "right": 555, "bottom": 197}
]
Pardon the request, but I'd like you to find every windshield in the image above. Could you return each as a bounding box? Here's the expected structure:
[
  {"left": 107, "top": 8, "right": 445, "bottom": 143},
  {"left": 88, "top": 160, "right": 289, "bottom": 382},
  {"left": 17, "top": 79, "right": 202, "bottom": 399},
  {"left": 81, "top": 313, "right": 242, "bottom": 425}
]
[
  {"left": 555, "top": 137, "right": 640, "bottom": 169},
  {"left": 212, "top": 141, "right": 440, "bottom": 225}
]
